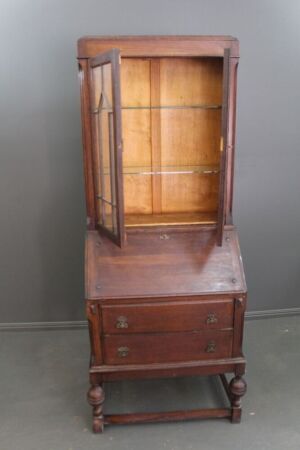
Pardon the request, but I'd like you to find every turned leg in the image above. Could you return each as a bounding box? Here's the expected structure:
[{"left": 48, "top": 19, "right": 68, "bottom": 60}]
[
  {"left": 229, "top": 376, "right": 247, "bottom": 423},
  {"left": 87, "top": 384, "right": 105, "bottom": 433}
]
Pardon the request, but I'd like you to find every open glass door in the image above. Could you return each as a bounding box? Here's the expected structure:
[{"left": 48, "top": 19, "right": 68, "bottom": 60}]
[
  {"left": 89, "top": 49, "right": 125, "bottom": 247},
  {"left": 217, "top": 48, "right": 231, "bottom": 246}
]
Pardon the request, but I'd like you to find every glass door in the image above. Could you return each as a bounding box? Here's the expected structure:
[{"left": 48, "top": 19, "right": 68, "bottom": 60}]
[
  {"left": 217, "top": 48, "right": 231, "bottom": 245},
  {"left": 89, "top": 49, "right": 125, "bottom": 247}
]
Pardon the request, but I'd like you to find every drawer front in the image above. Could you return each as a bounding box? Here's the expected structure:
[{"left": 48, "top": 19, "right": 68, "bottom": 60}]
[
  {"left": 103, "top": 330, "right": 233, "bottom": 365},
  {"left": 102, "top": 299, "right": 233, "bottom": 334}
]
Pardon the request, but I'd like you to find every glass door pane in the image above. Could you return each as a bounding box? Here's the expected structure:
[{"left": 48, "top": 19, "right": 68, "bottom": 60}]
[{"left": 89, "top": 49, "right": 125, "bottom": 246}]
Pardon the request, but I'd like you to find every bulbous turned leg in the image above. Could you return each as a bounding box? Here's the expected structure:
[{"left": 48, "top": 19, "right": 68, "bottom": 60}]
[
  {"left": 87, "top": 384, "right": 105, "bottom": 433},
  {"left": 229, "top": 375, "right": 247, "bottom": 423}
]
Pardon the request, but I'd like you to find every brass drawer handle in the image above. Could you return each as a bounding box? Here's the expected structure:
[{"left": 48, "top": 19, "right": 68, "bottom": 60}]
[
  {"left": 206, "top": 341, "right": 216, "bottom": 353},
  {"left": 116, "top": 316, "right": 128, "bottom": 329},
  {"left": 117, "top": 346, "right": 129, "bottom": 358},
  {"left": 206, "top": 313, "right": 218, "bottom": 324}
]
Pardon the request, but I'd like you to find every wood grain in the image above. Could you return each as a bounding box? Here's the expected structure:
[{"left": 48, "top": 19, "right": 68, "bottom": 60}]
[
  {"left": 160, "top": 57, "right": 223, "bottom": 105},
  {"left": 79, "top": 36, "right": 246, "bottom": 432},
  {"left": 125, "top": 212, "right": 217, "bottom": 227},
  {"left": 150, "top": 59, "right": 162, "bottom": 214},
  {"left": 104, "top": 408, "right": 231, "bottom": 425},
  {"left": 85, "top": 227, "right": 247, "bottom": 299},
  {"left": 103, "top": 330, "right": 233, "bottom": 365},
  {"left": 102, "top": 298, "right": 233, "bottom": 334},
  {"left": 77, "top": 35, "right": 239, "bottom": 58}
]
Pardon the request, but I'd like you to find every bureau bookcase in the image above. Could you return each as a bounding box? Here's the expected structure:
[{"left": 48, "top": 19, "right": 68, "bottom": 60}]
[{"left": 77, "top": 36, "right": 247, "bottom": 432}]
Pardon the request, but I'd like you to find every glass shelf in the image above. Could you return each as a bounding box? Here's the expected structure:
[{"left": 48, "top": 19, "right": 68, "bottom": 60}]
[
  {"left": 122, "top": 165, "right": 220, "bottom": 175},
  {"left": 92, "top": 105, "right": 222, "bottom": 113},
  {"left": 101, "top": 165, "right": 220, "bottom": 176},
  {"left": 120, "top": 104, "right": 222, "bottom": 110}
]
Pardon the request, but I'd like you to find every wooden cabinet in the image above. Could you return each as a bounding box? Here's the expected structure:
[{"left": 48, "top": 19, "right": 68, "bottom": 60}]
[{"left": 78, "top": 36, "right": 247, "bottom": 432}]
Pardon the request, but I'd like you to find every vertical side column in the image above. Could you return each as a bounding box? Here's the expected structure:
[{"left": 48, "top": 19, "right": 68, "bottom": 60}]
[
  {"left": 217, "top": 48, "right": 231, "bottom": 245},
  {"left": 226, "top": 57, "right": 239, "bottom": 224},
  {"left": 86, "top": 302, "right": 105, "bottom": 432},
  {"left": 86, "top": 302, "right": 103, "bottom": 366},
  {"left": 230, "top": 296, "right": 247, "bottom": 423},
  {"left": 78, "top": 59, "right": 97, "bottom": 229},
  {"left": 232, "top": 297, "right": 247, "bottom": 358}
]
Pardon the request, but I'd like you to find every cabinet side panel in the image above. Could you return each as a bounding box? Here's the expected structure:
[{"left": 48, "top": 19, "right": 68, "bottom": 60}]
[
  {"left": 86, "top": 302, "right": 103, "bottom": 365},
  {"left": 232, "top": 297, "right": 247, "bottom": 357}
]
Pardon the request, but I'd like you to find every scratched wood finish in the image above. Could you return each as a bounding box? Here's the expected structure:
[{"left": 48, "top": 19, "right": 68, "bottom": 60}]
[{"left": 85, "top": 228, "right": 246, "bottom": 299}]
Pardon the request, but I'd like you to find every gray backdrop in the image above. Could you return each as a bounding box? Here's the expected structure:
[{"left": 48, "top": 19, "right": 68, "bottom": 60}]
[{"left": 1, "top": 0, "right": 300, "bottom": 324}]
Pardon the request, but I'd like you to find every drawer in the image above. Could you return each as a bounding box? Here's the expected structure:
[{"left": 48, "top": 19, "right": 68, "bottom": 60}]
[
  {"left": 102, "top": 299, "right": 233, "bottom": 334},
  {"left": 103, "top": 330, "right": 233, "bottom": 365}
]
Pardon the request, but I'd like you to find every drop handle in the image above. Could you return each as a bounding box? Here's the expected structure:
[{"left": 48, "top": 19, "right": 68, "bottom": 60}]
[
  {"left": 116, "top": 316, "right": 128, "bottom": 329},
  {"left": 206, "top": 341, "right": 216, "bottom": 353},
  {"left": 117, "top": 346, "right": 129, "bottom": 358},
  {"left": 206, "top": 313, "right": 218, "bottom": 324}
]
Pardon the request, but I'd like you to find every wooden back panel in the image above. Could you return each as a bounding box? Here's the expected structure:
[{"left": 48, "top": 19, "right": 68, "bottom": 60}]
[{"left": 120, "top": 57, "right": 222, "bottom": 224}]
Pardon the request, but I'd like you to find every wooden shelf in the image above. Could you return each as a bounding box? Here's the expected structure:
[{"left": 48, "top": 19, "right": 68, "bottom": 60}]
[{"left": 125, "top": 212, "right": 217, "bottom": 227}]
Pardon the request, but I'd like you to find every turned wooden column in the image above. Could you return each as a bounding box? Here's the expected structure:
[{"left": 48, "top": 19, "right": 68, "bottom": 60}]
[
  {"left": 229, "top": 376, "right": 247, "bottom": 423},
  {"left": 87, "top": 385, "right": 105, "bottom": 433}
]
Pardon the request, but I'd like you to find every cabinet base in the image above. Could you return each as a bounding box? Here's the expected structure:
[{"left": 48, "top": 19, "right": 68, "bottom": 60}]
[{"left": 87, "top": 373, "right": 247, "bottom": 433}]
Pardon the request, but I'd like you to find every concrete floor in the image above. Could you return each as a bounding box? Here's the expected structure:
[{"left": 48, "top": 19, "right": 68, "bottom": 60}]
[{"left": 0, "top": 316, "right": 300, "bottom": 450}]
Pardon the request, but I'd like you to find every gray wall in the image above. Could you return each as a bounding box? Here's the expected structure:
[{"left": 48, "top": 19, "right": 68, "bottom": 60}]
[{"left": 1, "top": 0, "right": 300, "bottom": 323}]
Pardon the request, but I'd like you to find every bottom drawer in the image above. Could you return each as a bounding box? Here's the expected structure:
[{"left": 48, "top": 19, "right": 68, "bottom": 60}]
[{"left": 103, "top": 330, "right": 233, "bottom": 365}]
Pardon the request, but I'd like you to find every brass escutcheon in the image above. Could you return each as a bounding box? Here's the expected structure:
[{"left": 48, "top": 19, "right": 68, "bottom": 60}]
[
  {"left": 116, "top": 316, "right": 128, "bottom": 329},
  {"left": 117, "top": 346, "right": 129, "bottom": 357},
  {"left": 160, "top": 234, "right": 170, "bottom": 240},
  {"left": 206, "top": 341, "right": 216, "bottom": 353},
  {"left": 206, "top": 313, "right": 218, "bottom": 324}
]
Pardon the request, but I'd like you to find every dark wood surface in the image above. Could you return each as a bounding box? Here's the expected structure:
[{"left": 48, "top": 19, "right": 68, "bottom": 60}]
[
  {"left": 87, "top": 373, "right": 246, "bottom": 431},
  {"left": 104, "top": 407, "right": 231, "bottom": 425},
  {"left": 88, "top": 48, "right": 125, "bottom": 246},
  {"left": 79, "top": 35, "right": 247, "bottom": 432},
  {"left": 90, "top": 357, "right": 246, "bottom": 382},
  {"left": 77, "top": 35, "right": 239, "bottom": 58},
  {"left": 103, "top": 330, "right": 233, "bottom": 365},
  {"left": 85, "top": 227, "right": 246, "bottom": 299},
  {"left": 78, "top": 59, "right": 96, "bottom": 229},
  {"left": 217, "top": 48, "right": 231, "bottom": 245},
  {"left": 85, "top": 226, "right": 247, "bottom": 430},
  {"left": 102, "top": 298, "right": 233, "bottom": 334}
]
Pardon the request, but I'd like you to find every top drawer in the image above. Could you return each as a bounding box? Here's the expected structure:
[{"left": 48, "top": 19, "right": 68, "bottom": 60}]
[{"left": 102, "top": 299, "right": 233, "bottom": 334}]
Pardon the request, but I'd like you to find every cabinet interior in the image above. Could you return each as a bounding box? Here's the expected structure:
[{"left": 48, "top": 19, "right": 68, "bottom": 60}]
[{"left": 91, "top": 56, "right": 223, "bottom": 230}]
